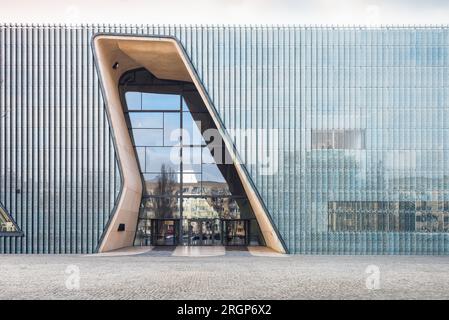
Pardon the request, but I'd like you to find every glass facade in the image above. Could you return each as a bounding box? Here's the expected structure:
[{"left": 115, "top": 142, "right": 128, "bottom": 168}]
[
  {"left": 1, "top": 24, "right": 449, "bottom": 254},
  {"left": 0, "top": 24, "right": 122, "bottom": 253},
  {"left": 121, "top": 68, "right": 263, "bottom": 247}
]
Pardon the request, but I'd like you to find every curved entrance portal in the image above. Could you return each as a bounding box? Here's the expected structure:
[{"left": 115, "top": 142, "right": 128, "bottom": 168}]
[
  {"left": 92, "top": 35, "right": 286, "bottom": 253},
  {"left": 120, "top": 68, "right": 263, "bottom": 247}
]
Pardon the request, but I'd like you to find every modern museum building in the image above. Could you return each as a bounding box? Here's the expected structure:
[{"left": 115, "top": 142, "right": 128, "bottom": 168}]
[{"left": 1, "top": 24, "right": 449, "bottom": 254}]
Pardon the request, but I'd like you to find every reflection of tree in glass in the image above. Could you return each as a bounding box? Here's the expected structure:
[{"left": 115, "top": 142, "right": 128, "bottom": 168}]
[
  {"left": 154, "top": 164, "right": 177, "bottom": 197},
  {"left": 206, "top": 197, "right": 243, "bottom": 219},
  {"left": 153, "top": 164, "right": 178, "bottom": 219},
  {"left": 208, "top": 197, "right": 224, "bottom": 218}
]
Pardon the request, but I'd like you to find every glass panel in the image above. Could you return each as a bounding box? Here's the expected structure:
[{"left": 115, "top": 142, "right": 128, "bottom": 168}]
[
  {"left": 153, "top": 220, "right": 178, "bottom": 246},
  {"left": 201, "top": 146, "right": 230, "bottom": 196},
  {"left": 223, "top": 220, "right": 248, "bottom": 246},
  {"left": 182, "top": 97, "right": 189, "bottom": 111},
  {"left": 328, "top": 201, "right": 420, "bottom": 232},
  {"left": 145, "top": 147, "right": 180, "bottom": 173},
  {"left": 202, "top": 220, "right": 219, "bottom": 245},
  {"left": 182, "top": 219, "right": 223, "bottom": 245},
  {"left": 182, "top": 147, "right": 202, "bottom": 173},
  {"left": 181, "top": 197, "right": 252, "bottom": 220},
  {"left": 210, "top": 219, "right": 222, "bottom": 244},
  {"left": 181, "top": 219, "right": 189, "bottom": 245},
  {"left": 201, "top": 165, "right": 229, "bottom": 195},
  {"left": 125, "top": 91, "right": 141, "bottom": 110},
  {"left": 134, "top": 219, "right": 152, "bottom": 246},
  {"left": 143, "top": 173, "right": 180, "bottom": 196},
  {"left": 132, "top": 129, "right": 163, "bottom": 147},
  {"left": 129, "top": 112, "right": 163, "bottom": 128},
  {"left": 142, "top": 93, "right": 180, "bottom": 110},
  {"left": 182, "top": 93, "right": 208, "bottom": 113},
  {"left": 164, "top": 112, "right": 181, "bottom": 146},
  {"left": 182, "top": 112, "right": 206, "bottom": 146},
  {"left": 135, "top": 147, "right": 146, "bottom": 171},
  {"left": 189, "top": 220, "right": 202, "bottom": 245},
  {"left": 212, "top": 197, "right": 253, "bottom": 219},
  {"left": 249, "top": 220, "right": 264, "bottom": 246},
  {"left": 141, "top": 197, "right": 181, "bottom": 219},
  {"left": 182, "top": 173, "right": 202, "bottom": 196},
  {"left": 182, "top": 197, "right": 220, "bottom": 219},
  {"left": 311, "top": 129, "right": 366, "bottom": 149},
  {"left": 121, "top": 68, "right": 262, "bottom": 248}
]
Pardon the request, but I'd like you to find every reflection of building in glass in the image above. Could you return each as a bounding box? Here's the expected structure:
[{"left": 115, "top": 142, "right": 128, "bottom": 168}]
[
  {"left": 328, "top": 201, "right": 449, "bottom": 233},
  {"left": 123, "top": 68, "right": 264, "bottom": 247},
  {"left": 328, "top": 201, "right": 416, "bottom": 232}
]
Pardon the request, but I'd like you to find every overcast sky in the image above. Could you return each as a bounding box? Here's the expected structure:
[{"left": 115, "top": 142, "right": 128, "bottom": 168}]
[{"left": 1, "top": 0, "right": 448, "bottom": 25}]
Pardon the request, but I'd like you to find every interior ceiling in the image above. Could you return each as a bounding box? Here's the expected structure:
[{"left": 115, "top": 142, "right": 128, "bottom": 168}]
[{"left": 118, "top": 39, "right": 192, "bottom": 82}]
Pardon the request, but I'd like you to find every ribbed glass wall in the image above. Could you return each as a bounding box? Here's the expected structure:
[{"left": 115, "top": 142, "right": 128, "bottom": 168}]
[
  {"left": 0, "top": 25, "right": 122, "bottom": 253},
  {"left": 1, "top": 24, "right": 449, "bottom": 254}
]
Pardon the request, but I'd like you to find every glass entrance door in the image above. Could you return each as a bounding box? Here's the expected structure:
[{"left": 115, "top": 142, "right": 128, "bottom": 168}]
[
  {"left": 223, "top": 220, "right": 249, "bottom": 246},
  {"left": 152, "top": 219, "right": 179, "bottom": 246},
  {"left": 188, "top": 219, "right": 221, "bottom": 245}
]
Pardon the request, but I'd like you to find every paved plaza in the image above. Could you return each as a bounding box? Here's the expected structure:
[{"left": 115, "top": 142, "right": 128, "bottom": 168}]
[{"left": 1, "top": 246, "right": 449, "bottom": 300}]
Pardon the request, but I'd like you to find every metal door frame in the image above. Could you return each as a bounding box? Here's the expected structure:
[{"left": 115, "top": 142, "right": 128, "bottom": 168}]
[{"left": 222, "top": 219, "right": 250, "bottom": 246}]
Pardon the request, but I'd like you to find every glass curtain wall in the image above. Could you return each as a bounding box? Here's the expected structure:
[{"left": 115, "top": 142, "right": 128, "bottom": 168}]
[
  {"left": 0, "top": 202, "right": 21, "bottom": 235},
  {"left": 119, "top": 68, "right": 263, "bottom": 246}
]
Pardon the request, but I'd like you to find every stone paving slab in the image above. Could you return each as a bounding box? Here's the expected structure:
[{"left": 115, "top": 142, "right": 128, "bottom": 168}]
[{"left": 1, "top": 254, "right": 449, "bottom": 299}]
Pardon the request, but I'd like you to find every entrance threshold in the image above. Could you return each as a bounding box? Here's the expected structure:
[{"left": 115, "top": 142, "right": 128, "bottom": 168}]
[
  {"left": 92, "top": 246, "right": 286, "bottom": 257},
  {"left": 172, "top": 246, "right": 226, "bottom": 257}
]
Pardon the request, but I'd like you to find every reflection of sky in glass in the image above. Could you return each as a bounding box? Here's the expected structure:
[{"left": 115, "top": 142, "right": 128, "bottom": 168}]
[
  {"left": 182, "top": 147, "right": 202, "bottom": 172},
  {"left": 182, "top": 172, "right": 201, "bottom": 183},
  {"left": 132, "top": 129, "right": 163, "bottom": 146},
  {"left": 182, "top": 112, "right": 206, "bottom": 145},
  {"left": 142, "top": 92, "right": 180, "bottom": 110},
  {"left": 143, "top": 173, "right": 160, "bottom": 183},
  {"left": 135, "top": 147, "right": 146, "bottom": 171},
  {"left": 164, "top": 112, "right": 181, "bottom": 146},
  {"left": 202, "top": 164, "right": 226, "bottom": 183},
  {"left": 182, "top": 97, "right": 189, "bottom": 111},
  {"left": 129, "top": 112, "right": 163, "bottom": 128},
  {"left": 145, "top": 147, "right": 180, "bottom": 172},
  {"left": 126, "top": 89, "right": 235, "bottom": 196},
  {"left": 202, "top": 146, "right": 227, "bottom": 183},
  {"left": 125, "top": 91, "right": 141, "bottom": 110}
]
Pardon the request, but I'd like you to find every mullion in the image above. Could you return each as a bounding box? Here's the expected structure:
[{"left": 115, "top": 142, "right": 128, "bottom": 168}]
[{"left": 179, "top": 94, "right": 184, "bottom": 242}]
